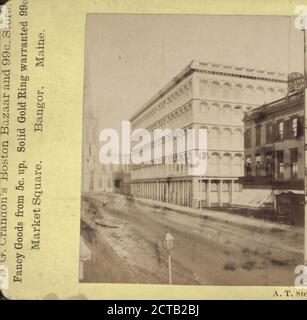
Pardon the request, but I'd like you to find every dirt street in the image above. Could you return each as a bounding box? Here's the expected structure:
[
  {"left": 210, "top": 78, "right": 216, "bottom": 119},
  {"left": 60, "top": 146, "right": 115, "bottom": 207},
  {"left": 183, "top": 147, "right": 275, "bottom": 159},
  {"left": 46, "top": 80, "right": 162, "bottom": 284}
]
[{"left": 80, "top": 192, "right": 304, "bottom": 285}]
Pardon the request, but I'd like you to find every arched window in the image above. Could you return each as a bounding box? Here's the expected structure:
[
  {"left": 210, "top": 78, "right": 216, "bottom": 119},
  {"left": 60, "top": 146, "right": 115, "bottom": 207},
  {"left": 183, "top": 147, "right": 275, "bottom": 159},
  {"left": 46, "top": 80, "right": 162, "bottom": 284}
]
[
  {"left": 184, "top": 86, "right": 189, "bottom": 97},
  {"left": 210, "top": 127, "right": 220, "bottom": 149},
  {"left": 199, "top": 125, "right": 208, "bottom": 159},
  {"left": 234, "top": 84, "right": 243, "bottom": 99},
  {"left": 210, "top": 153, "right": 220, "bottom": 175},
  {"left": 211, "top": 81, "right": 221, "bottom": 98},
  {"left": 246, "top": 85, "right": 254, "bottom": 98},
  {"left": 199, "top": 102, "right": 209, "bottom": 114},
  {"left": 199, "top": 80, "right": 209, "bottom": 96},
  {"left": 234, "top": 105, "right": 243, "bottom": 120},
  {"left": 234, "top": 153, "right": 243, "bottom": 176},
  {"left": 222, "top": 153, "right": 231, "bottom": 176},
  {"left": 233, "top": 128, "right": 243, "bottom": 147},
  {"left": 223, "top": 104, "right": 232, "bottom": 119},
  {"left": 257, "top": 86, "right": 265, "bottom": 103},
  {"left": 223, "top": 128, "right": 232, "bottom": 146},
  {"left": 223, "top": 83, "right": 232, "bottom": 99},
  {"left": 186, "top": 104, "right": 192, "bottom": 121},
  {"left": 267, "top": 87, "right": 275, "bottom": 102},
  {"left": 178, "top": 88, "right": 183, "bottom": 99},
  {"left": 211, "top": 103, "right": 221, "bottom": 120}
]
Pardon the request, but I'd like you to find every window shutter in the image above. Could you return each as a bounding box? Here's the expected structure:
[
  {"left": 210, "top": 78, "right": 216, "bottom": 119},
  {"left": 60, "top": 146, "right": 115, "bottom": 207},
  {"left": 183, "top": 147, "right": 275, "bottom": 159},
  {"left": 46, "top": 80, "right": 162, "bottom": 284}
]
[
  {"left": 290, "top": 148, "right": 298, "bottom": 163},
  {"left": 297, "top": 117, "right": 301, "bottom": 138},
  {"left": 274, "top": 123, "right": 279, "bottom": 142},
  {"left": 270, "top": 124, "right": 274, "bottom": 143},
  {"left": 297, "top": 116, "right": 304, "bottom": 137},
  {"left": 266, "top": 124, "right": 269, "bottom": 144},
  {"left": 284, "top": 119, "right": 291, "bottom": 139}
]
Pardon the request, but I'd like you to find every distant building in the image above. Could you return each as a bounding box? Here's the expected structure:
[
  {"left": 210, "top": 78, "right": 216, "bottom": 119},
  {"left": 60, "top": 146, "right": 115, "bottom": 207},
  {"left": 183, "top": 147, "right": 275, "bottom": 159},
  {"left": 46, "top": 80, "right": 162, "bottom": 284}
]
[
  {"left": 130, "top": 60, "right": 288, "bottom": 208},
  {"left": 82, "top": 59, "right": 132, "bottom": 196},
  {"left": 239, "top": 89, "right": 304, "bottom": 226},
  {"left": 82, "top": 54, "right": 100, "bottom": 193},
  {"left": 97, "top": 165, "right": 113, "bottom": 193},
  {"left": 97, "top": 162, "right": 131, "bottom": 195}
]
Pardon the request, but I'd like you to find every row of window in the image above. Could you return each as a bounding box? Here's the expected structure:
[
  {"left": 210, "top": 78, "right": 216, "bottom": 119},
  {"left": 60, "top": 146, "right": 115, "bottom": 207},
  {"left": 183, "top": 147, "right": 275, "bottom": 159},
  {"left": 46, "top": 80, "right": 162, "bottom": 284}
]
[
  {"left": 245, "top": 149, "right": 298, "bottom": 179},
  {"left": 131, "top": 126, "right": 244, "bottom": 158},
  {"left": 133, "top": 78, "right": 287, "bottom": 129},
  {"left": 133, "top": 81, "right": 193, "bottom": 128},
  {"left": 207, "top": 127, "right": 243, "bottom": 147},
  {"left": 131, "top": 147, "right": 244, "bottom": 168},
  {"left": 198, "top": 102, "right": 252, "bottom": 114},
  {"left": 131, "top": 153, "right": 244, "bottom": 178},
  {"left": 140, "top": 100, "right": 250, "bottom": 134},
  {"left": 199, "top": 181, "right": 241, "bottom": 193},
  {"left": 199, "top": 80, "right": 286, "bottom": 101},
  {"left": 145, "top": 104, "right": 193, "bottom": 134},
  {"left": 276, "top": 149, "right": 298, "bottom": 179},
  {"left": 245, "top": 116, "right": 303, "bottom": 148}
]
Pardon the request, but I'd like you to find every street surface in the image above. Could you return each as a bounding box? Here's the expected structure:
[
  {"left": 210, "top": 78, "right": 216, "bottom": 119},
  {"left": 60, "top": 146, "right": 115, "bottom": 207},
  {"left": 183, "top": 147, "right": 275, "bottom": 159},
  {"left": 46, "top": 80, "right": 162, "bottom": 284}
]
[{"left": 80, "top": 192, "right": 304, "bottom": 285}]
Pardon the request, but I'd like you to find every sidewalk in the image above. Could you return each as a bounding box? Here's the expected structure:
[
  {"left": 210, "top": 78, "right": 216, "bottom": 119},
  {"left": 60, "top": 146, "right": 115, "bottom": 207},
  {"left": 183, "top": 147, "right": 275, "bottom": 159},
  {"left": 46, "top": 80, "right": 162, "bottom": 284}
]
[
  {"left": 87, "top": 192, "right": 304, "bottom": 235},
  {"left": 133, "top": 196, "right": 304, "bottom": 235}
]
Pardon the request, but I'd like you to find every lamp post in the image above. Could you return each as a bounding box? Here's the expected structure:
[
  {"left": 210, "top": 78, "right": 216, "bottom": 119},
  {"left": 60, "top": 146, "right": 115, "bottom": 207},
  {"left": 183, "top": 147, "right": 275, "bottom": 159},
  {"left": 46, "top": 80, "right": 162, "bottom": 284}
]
[{"left": 163, "top": 232, "right": 174, "bottom": 285}]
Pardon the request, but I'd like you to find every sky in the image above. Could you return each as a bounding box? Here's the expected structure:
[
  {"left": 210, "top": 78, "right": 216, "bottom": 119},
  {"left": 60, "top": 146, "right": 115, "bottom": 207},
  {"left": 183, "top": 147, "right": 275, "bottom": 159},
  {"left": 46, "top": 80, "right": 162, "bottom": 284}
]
[{"left": 85, "top": 14, "right": 304, "bottom": 133}]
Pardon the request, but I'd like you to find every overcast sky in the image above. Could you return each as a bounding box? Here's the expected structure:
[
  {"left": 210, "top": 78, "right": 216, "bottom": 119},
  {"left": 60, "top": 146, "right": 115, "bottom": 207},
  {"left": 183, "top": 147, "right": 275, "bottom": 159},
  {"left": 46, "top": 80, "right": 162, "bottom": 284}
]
[{"left": 85, "top": 14, "right": 304, "bottom": 132}]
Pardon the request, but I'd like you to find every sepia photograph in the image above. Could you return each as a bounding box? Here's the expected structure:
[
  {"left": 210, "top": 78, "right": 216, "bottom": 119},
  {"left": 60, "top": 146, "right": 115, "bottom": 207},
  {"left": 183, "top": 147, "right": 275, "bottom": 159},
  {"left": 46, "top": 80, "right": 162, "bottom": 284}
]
[{"left": 79, "top": 14, "right": 305, "bottom": 286}]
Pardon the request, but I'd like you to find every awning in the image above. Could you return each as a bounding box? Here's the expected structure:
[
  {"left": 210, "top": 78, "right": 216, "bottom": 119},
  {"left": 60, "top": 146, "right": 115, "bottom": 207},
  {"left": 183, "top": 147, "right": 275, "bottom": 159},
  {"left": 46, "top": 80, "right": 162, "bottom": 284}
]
[
  {"left": 232, "top": 188, "right": 273, "bottom": 208},
  {"left": 273, "top": 189, "right": 304, "bottom": 195}
]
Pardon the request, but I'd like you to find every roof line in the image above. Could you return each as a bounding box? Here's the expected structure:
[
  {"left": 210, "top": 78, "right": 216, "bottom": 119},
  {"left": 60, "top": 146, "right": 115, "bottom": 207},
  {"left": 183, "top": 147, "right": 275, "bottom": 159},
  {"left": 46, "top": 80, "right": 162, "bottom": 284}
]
[{"left": 130, "top": 60, "right": 289, "bottom": 122}]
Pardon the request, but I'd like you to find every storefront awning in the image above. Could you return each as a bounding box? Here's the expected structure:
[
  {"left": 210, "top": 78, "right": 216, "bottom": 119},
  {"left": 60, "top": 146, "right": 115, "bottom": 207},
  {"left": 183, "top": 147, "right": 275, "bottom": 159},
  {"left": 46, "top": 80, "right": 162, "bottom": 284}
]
[
  {"left": 273, "top": 189, "right": 304, "bottom": 195},
  {"left": 232, "top": 189, "right": 273, "bottom": 208}
]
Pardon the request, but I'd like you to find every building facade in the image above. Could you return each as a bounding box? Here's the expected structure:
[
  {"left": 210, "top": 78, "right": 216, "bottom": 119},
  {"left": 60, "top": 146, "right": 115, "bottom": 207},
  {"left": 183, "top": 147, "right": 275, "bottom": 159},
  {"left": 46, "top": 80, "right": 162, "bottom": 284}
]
[
  {"left": 240, "top": 90, "right": 304, "bottom": 226},
  {"left": 130, "top": 60, "right": 288, "bottom": 208},
  {"left": 95, "top": 162, "right": 131, "bottom": 195}
]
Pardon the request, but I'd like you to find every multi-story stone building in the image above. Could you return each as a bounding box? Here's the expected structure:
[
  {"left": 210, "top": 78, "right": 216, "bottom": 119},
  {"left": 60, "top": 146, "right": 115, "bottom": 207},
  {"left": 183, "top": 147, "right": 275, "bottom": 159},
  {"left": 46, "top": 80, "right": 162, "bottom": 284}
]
[
  {"left": 130, "top": 60, "right": 288, "bottom": 208},
  {"left": 239, "top": 89, "right": 304, "bottom": 226}
]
